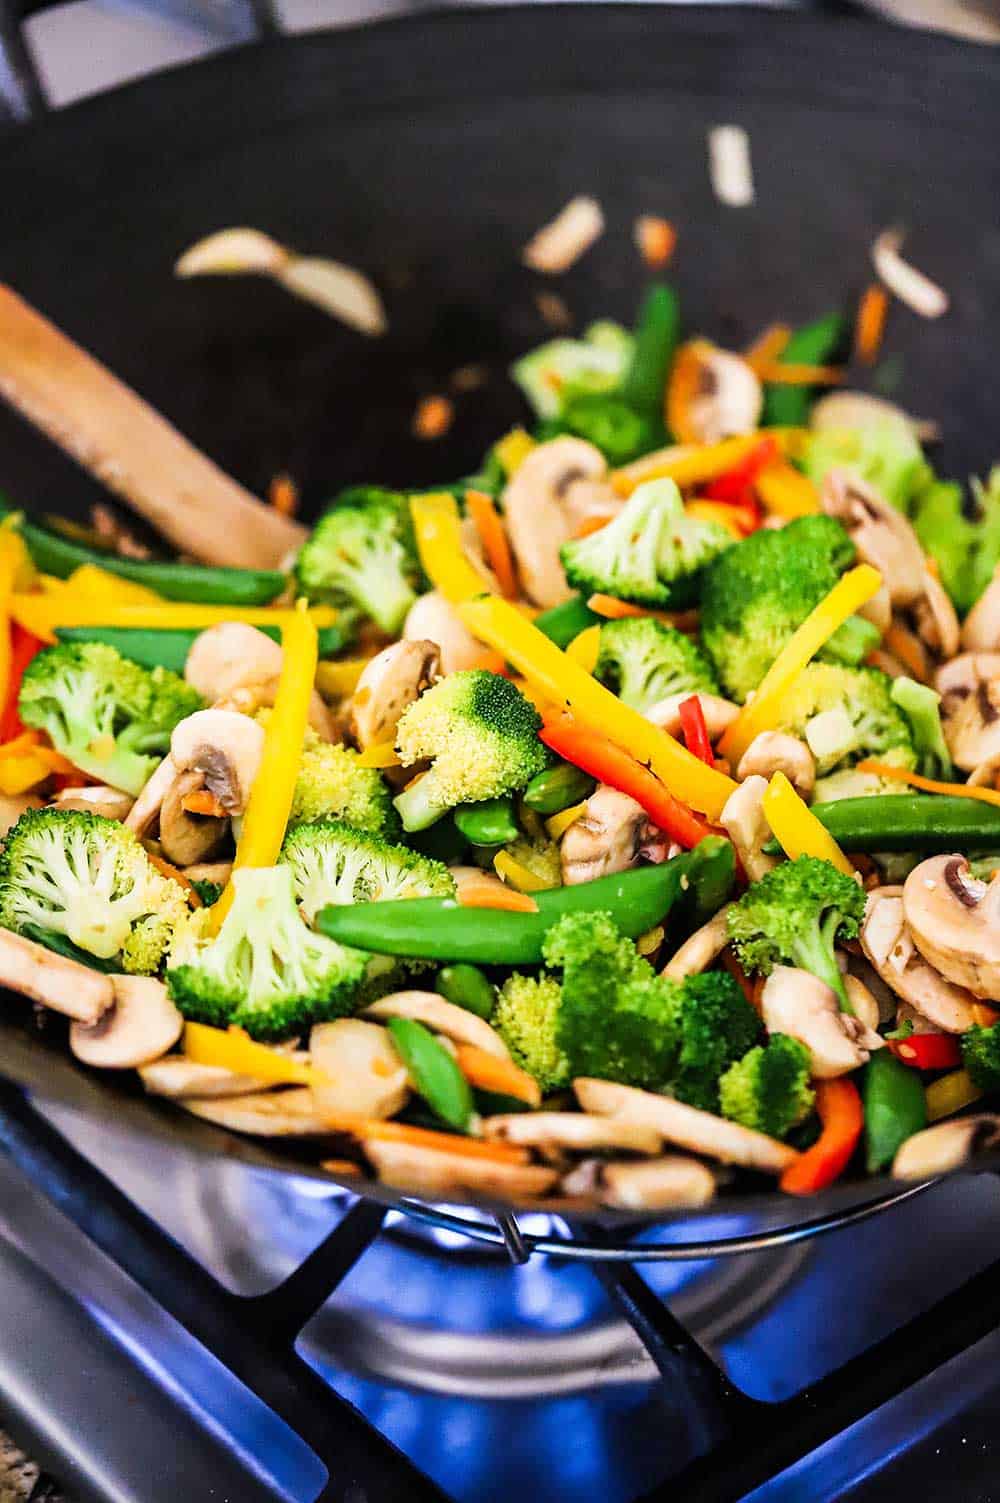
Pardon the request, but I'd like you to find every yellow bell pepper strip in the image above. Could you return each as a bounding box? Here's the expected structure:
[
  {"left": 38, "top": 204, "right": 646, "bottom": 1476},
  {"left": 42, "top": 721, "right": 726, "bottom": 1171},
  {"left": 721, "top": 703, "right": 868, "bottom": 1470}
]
[
  {"left": 409, "top": 492, "right": 490, "bottom": 605},
  {"left": 565, "top": 624, "right": 601, "bottom": 673},
  {"left": 65, "top": 563, "right": 162, "bottom": 604},
  {"left": 315, "top": 657, "right": 370, "bottom": 701},
  {"left": 458, "top": 595, "right": 736, "bottom": 820},
  {"left": 762, "top": 771, "right": 855, "bottom": 877},
  {"left": 183, "top": 1021, "right": 329, "bottom": 1088},
  {"left": 925, "top": 1069, "right": 983, "bottom": 1124},
  {"left": 0, "top": 752, "right": 51, "bottom": 796},
  {"left": 9, "top": 596, "right": 337, "bottom": 644},
  {"left": 356, "top": 739, "right": 402, "bottom": 769},
  {"left": 209, "top": 600, "right": 318, "bottom": 933},
  {"left": 494, "top": 427, "right": 535, "bottom": 477},
  {"left": 719, "top": 564, "right": 883, "bottom": 763},
  {"left": 856, "top": 761, "right": 1000, "bottom": 809},
  {"left": 493, "top": 849, "right": 554, "bottom": 894},
  {"left": 545, "top": 801, "right": 588, "bottom": 840},
  {"left": 755, "top": 461, "right": 821, "bottom": 520}
]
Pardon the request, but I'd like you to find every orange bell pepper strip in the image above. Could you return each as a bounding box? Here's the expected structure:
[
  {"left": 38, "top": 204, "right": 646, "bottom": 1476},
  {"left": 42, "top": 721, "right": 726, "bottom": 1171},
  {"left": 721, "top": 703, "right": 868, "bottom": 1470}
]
[
  {"left": 780, "top": 1078, "right": 863, "bottom": 1196},
  {"left": 453, "top": 1043, "right": 542, "bottom": 1107},
  {"left": 466, "top": 490, "right": 518, "bottom": 599}
]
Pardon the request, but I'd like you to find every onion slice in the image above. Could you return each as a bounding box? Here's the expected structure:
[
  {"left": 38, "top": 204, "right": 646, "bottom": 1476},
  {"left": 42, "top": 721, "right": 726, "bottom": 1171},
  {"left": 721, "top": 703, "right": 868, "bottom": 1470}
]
[{"left": 872, "top": 228, "right": 949, "bottom": 319}]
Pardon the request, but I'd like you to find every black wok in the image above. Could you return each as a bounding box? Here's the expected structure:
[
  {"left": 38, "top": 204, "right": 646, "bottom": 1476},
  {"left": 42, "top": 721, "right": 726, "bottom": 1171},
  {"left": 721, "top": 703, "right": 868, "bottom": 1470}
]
[{"left": 1, "top": 4, "right": 999, "bottom": 1235}]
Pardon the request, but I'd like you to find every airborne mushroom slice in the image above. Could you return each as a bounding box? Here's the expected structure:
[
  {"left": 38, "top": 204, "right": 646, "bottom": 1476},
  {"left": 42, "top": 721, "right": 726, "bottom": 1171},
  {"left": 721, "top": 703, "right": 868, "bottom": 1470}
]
[
  {"left": 860, "top": 887, "right": 978, "bottom": 1032},
  {"left": 581, "top": 1155, "right": 717, "bottom": 1210},
  {"left": 349, "top": 640, "right": 440, "bottom": 750},
  {"left": 0, "top": 926, "right": 113, "bottom": 1024},
  {"left": 893, "top": 1115, "right": 1000, "bottom": 1179},
  {"left": 662, "top": 906, "right": 733, "bottom": 980},
  {"left": 760, "top": 966, "right": 883, "bottom": 1079},
  {"left": 404, "top": 591, "right": 485, "bottom": 675},
  {"left": 503, "top": 436, "right": 608, "bottom": 607},
  {"left": 362, "top": 1139, "right": 558, "bottom": 1199},
  {"left": 737, "top": 732, "right": 816, "bottom": 799},
  {"left": 902, "top": 854, "right": 1000, "bottom": 1001},
  {"left": 363, "top": 991, "right": 512, "bottom": 1060},
  {"left": 560, "top": 785, "right": 655, "bottom": 886},
  {"left": 481, "top": 1111, "right": 663, "bottom": 1162},
  {"left": 719, "top": 775, "right": 778, "bottom": 883},
  {"left": 70, "top": 975, "right": 183, "bottom": 1069},
  {"left": 309, "top": 1019, "right": 411, "bottom": 1120}
]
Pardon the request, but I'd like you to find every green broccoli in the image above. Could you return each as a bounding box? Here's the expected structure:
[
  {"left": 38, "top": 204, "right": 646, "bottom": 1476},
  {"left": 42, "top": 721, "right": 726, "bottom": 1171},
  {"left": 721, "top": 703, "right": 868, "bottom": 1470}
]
[
  {"left": 594, "top": 616, "right": 719, "bottom": 712},
  {"left": 802, "top": 419, "right": 929, "bottom": 512},
  {"left": 560, "top": 478, "right": 732, "bottom": 609},
  {"left": 820, "top": 614, "right": 882, "bottom": 667},
  {"left": 492, "top": 973, "right": 570, "bottom": 1092},
  {"left": 719, "top": 1035, "right": 815, "bottom": 1138},
  {"left": 890, "top": 676, "right": 953, "bottom": 780},
  {"left": 256, "top": 712, "right": 399, "bottom": 836},
  {"left": 912, "top": 467, "right": 1000, "bottom": 615},
  {"left": 699, "top": 514, "right": 857, "bottom": 702},
  {"left": 727, "top": 854, "right": 866, "bottom": 1011},
  {"left": 773, "top": 664, "right": 916, "bottom": 776},
  {"left": 392, "top": 670, "right": 546, "bottom": 832},
  {"left": 961, "top": 1023, "right": 1000, "bottom": 1090},
  {"left": 280, "top": 820, "right": 455, "bottom": 923},
  {"left": 0, "top": 807, "right": 187, "bottom": 973},
  {"left": 667, "top": 971, "right": 765, "bottom": 1113},
  {"left": 512, "top": 321, "right": 634, "bottom": 421},
  {"left": 167, "top": 865, "right": 369, "bottom": 1039},
  {"left": 18, "top": 642, "right": 202, "bottom": 796},
  {"left": 295, "top": 486, "right": 424, "bottom": 635},
  {"left": 812, "top": 767, "right": 909, "bottom": 803}
]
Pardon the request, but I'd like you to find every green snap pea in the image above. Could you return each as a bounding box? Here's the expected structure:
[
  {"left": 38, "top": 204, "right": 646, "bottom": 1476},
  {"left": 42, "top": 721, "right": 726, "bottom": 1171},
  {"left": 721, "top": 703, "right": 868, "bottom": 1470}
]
[
  {"left": 558, "top": 396, "right": 653, "bottom": 467},
  {"left": 435, "top": 964, "right": 496, "bottom": 1020},
  {"left": 523, "top": 763, "right": 596, "bottom": 815},
  {"left": 862, "top": 1048, "right": 927, "bottom": 1173},
  {"left": 533, "top": 594, "right": 601, "bottom": 649},
  {"left": 620, "top": 283, "right": 680, "bottom": 418},
  {"left": 454, "top": 797, "right": 520, "bottom": 847},
  {"left": 765, "top": 795, "right": 1000, "bottom": 854},
  {"left": 387, "top": 1017, "right": 473, "bottom": 1131},
  {"left": 761, "top": 312, "right": 848, "bottom": 427},
  {"left": 21, "top": 924, "right": 119, "bottom": 973},
  {"left": 54, "top": 623, "right": 347, "bottom": 674},
  {"left": 317, "top": 836, "right": 735, "bottom": 965}
]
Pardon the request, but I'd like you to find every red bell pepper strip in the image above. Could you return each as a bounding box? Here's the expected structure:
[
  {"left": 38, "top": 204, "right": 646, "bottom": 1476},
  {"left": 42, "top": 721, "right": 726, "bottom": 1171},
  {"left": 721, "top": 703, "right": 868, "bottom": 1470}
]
[
  {"left": 678, "top": 694, "right": 714, "bottom": 767},
  {"left": 780, "top": 1077, "right": 863, "bottom": 1196},
  {"left": 0, "top": 624, "right": 44, "bottom": 743},
  {"left": 887, "top": 1033, "right": 962, "bottom": 1072},
  {"left": 540, "top": 714, "right": 712, "bottom": 849},
  {"left": 703, "top": 435, "right": 778, "bottom": 515}
]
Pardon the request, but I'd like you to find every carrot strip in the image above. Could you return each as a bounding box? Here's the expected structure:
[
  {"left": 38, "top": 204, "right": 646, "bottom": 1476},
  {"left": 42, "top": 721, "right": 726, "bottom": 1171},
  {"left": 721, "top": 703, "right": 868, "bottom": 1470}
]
[
  {"left": 744, "top": 323, "right": 792, "bottom": 375},
  {"left": 466, "top": 490, "right": 519, "bottom": 599},
  {"left": 758, "top": 362, "right": 845, "bottom": 386},
  {"left": 882, "top": 624, "right": 930, "bottom": 684},
  {"left": 181, "top": 789, "right": 227, "bottom": 818},
  {"left": 454, "top": 1043, "right": 542, "bottom": 1107},
  {"left": 856, "top": 761, "right": 1000, "bottom": 809},
  {"left": 457, "top": 882, "right": 540, "bottom": 914},
  {"left": 634, "top": 216, "right": 677, "bottom": 269},
  {"left": 319, "top": 1117, "right": 529, "bottom": 1164},
  {"left": 780, "top": 1078, "right": 863, "bottom": 1196},
  {"left": 145, "top": 850, "right": 203, "bottom": 905},
  {"left": 854, "top": 285, "right": 889, "bottom": 366},
  {"left": 268, "top": 473, "right": 299, "bottom": 517}
]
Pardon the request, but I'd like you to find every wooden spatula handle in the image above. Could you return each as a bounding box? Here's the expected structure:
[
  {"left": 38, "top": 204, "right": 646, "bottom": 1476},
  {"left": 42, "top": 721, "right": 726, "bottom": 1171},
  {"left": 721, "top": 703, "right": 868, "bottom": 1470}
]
[{"left": 0, "top": 286, "right": 307, "bottom": 569}]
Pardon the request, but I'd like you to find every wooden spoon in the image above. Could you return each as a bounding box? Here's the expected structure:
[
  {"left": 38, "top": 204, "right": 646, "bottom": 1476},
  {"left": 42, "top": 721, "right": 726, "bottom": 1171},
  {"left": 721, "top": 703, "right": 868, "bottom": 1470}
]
[{"left": 0, "top": 286, "right": 306, "bottom": 569}]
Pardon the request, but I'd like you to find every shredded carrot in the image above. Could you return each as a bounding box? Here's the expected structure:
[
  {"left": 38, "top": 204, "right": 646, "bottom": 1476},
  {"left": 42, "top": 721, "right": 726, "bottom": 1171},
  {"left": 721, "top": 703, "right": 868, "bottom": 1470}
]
[
  {"left": 573, "top": 513, "right": 617, "bottom": 540},
  {"left": 412, "top": 395, "right": 454, "bottom": 441},
  {"left": 466, "top": 490, "right": 518, "bottom": 599},
  {"left": 268, "top": 473, "right": 299, "bottom": 517},
  {"left": 854, "top": 284, "right": 889, "bottom": 366},
  {"left": 881, "top": 624, "right": 931, "bottom": 684},
  {"left": 857, "top": 761, "right": 1000, "bottom": 808},
  {"left": 181, "top": 789, "right": 227, "bottom": 818},
  {"left": 633, "top": 215, "right": 677, "bottom": 269},
  {"left": 454, "top": 1043, "right": 542, "bottom": 1107},
  {"left": 319, "top": 1118, "right": 529, "bottom": 1164},
  {"left": 145, "top": 849, "right": 202, "bottom": 906},
  {"left": 972, "top": 1004, "right": 1000, "bottom": 1028},
  {"left": 744, "top": 323, "right": 792, "bottom": 375},
  {"left": 758, "top": 362, "right": 845, "bottom": 386},
  {"left": 456, "top": 881, "right": 539, "bottom": 914},
  {"left": 586, "top": 593, "right": 679, "bottom": 625}
]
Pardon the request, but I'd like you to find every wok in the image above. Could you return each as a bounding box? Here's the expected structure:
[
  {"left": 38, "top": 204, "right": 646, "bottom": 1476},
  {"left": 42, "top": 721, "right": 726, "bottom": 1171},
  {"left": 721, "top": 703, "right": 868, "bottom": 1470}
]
[{"left": 1, "top": 3, "right": 999, "bottom": 1237}]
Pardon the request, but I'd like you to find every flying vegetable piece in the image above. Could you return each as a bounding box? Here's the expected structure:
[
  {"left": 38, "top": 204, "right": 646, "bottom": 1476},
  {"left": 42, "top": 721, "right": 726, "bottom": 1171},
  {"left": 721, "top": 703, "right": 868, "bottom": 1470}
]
[
  {"left": 727, "top": 854, "right": 866, "bottom": 1011},
  {"left": 166, "top": 865, "right": 369, "bottom": 1040},
  {"left": 280, "top": 819, "right": 455, "bottom": 924},
  {"left": 0, "top": 807, "right": 187, "bottom": 974},
  {"left": 294, "top": 485, "right": 425, "bottom": 636},
  {"left": 773, "top": 663, "right": 916, "bottom": 776},
  {"left": 392, "top": 669, "right": 547, "bottom": 832},
  {"left": 18, "top": 641, "right": 202, "bottom": 796},
  {"left": 719, "top": 1034, "right": 815, "bottom": 1139},
  {"left": 593, "top": 616, "right": 719, "bottom": 712}
]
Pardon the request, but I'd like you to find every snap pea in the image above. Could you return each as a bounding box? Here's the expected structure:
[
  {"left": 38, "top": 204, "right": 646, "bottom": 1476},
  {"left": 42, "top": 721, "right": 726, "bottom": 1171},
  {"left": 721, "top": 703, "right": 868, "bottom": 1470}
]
[
  {"left": 557, "top": 396, "right": 654, "bottom": 467},
  {"left": 317, "top": 836, "right": 734, "bottom": 965},
  {"left": 454, "top": 797, "right": 520, "bottom": 847},
  {"left": 761, "top": 312, "right": 848, "bottom": 427},
  {"left": 765, "top": 796, "right": 1000, "bottom": 854},
  {"left": 862, "top": 1048, "right": 927, "bottom": 1173},
  {"left": 435, "top": 964, "right": 495, "bottom": 1020},
  {"left": 21, "top": 924, "right": 119, "bottom": 973},
  {"left": 0, "top": 502, "right": 286, "bottom": 606},
  {"left": 533, "top": 594, "right": 602, "bottom": 649},
  {"left": 387, "top": 1017, "right": 473, "bottom": 1131},
  {"left": 523, "top": 763, "right": 596, "bottom": 816},
  {"left": 619, "top": 283, "right": 680, "bottom": 418},
  {"left": 54, "top": 623, "right": 348, "bottom": 674}
]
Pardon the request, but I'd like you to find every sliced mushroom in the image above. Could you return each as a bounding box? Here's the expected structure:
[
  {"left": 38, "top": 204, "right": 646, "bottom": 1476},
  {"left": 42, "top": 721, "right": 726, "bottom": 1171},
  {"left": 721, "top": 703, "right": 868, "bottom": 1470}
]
[
  {"left": 170, "top": 709, "right": 266, "bottom": 814},
  {"left": 737, "top": 732, "right": 816, "bottom": 799},
  {"left": 125, "top": 753, "right": 180, "bottom": 838},
  {"left": 139, "top": 1058, "right": 280, "bottom": 1099},
  {"left": 70, "top": 975, "right": 183, "bottom": 1069},
  {"left": 895, "top": 1000, "right": 943, "bottom": 1036},
  {"left": 0, "top": 790, "right": 42, "bottom": 836},
  {"left": 893, "top": 1115, "right": 1000, "bottom": 1179},
  {"left": 363, "top": 991, "right": 511, "bottom": 1059},
  {"left": 309, "top": 1019, "right": 411, "bottom": 1119},
  {"left": 822, "top": 469, "right": 927, "bottom": 607},
  {"left": 860, "top": 887, "right": 978, "bottom": 1032},
  {"left": 159, "top": 767, "right": 228, "bottom": 866},
  {"left": 671, "top": 342, "right": 762, "bottom": 444},
  {"left": 481, "top": 1111, "right": 663, "bottom": 1161},
  {"left": 349, "top": 640, "right": 440, "bottom": 750},
  {"left": 178, "top": 1088, "right": 345, "bottom": 1137},
  {"left": 936, "top": 654, "right": 1000, "bottom": 772},
  {"left": 644, "top": 692, "right": 740, "bottom": 742},
  {"left": 503, "top": 437, "right": 607, "bottom": 607},
  {"left": 961, "top": 566, "right": 1000, "bottom": 652},
  {"left": 404, "top": 591, "right": 484, "bottom": 675},
  {"left": 362, "top": 1139, "right": 558, "bottom": 1199},
  {"left": 902, "top": 854, "right": 1000, "bottom": 1001},
  {"left": 760, "top": 966, "right": 883, "bottom": 1078},
  {"left": 0, "top": 927, "right": 113, "bottom": 1024},
  {"left": 662, "top": 906, "right": 734, "bottom": 980},
  {"left": 573, "top": 1078, "right": 799, "bottom": 1173},
  {"left": 181, "top": 859, "right": 233, "bottom": 887},
  {"left": 560, "top": 785, "right": 652, "bottom": 885},
  {"left": 842, "top": 973, "right": 882, "bottom": 1034},
  {"left": 912, "top": 569, "right": 960, "bottom": 660},
  {"left": 859, "top": 582, "right": 893, "bottom": 637},
  {"left": 185, "top": 622, "right": 332, "bottom": 738},
  {"left": 579, "top": 1155, "right": 717, "bottom": 1210},
  {"left": 719, "top": 775, "right": 778, "bottom": 883},
  {"left": 53, "top": 784, "right": 134, "bottom": 820}
]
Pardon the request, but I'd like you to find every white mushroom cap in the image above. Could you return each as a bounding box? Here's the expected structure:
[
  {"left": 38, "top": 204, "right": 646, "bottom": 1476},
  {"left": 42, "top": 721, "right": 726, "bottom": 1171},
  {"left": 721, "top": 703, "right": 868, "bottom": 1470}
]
[
  {"left": 70, "top": 976, "right": 183, "bottom": 1069},
  {"left": 893, "top": 1116, "right": 1000, "bottom": 1179},
  {"left": 644, "top": 692, "right": 739, "bottom": 741},
  {"left": 53, "top": 784, "right": 135, "bottom": 820},
  {"left": 124, "top": 753, "right": 180, "bottom": 838},
  {"left": 760, "top": 966, "right": 883, "bottom": 1079},
  {"left": 587, "top": 1155, "right": 717, "bottom": 1210},
  {"left": 349, "top": 640, "right": 440, "bottom": 750},
  {"left": 962, "top": 566, "right": 1000, "bottom": 652},
  {"left": 936, "top": 654, "right": 1000, "bottom": 772},
  {"left": 860, "top": 887, "right": 978, "bottom": 1032},
  {"left": 179, "top": 1088, "right": 350, "bottom": 1137},
  {"left": 560, "top": 785, "right": 651, "bottom": 886},
  {"left": 737, "top": 732, "right": 816, "bottom": 799},
  {"left": 481, "top": 1111, "right": 663, "bottom": 1158},
  {"left": 170, "top": 708, "right": 266, "bottom": 815},
  {"left": 719, "top": 775, "right": 778, "bottom": 883},
  {"left": 821, "top": 469, "right": 927, "bottom": 608},
  {"left": 675, "top": 343, "right": 762, "bottom": 443},
  {"left": 140, "top": 1057, "right": 281, "bottom": 1099},
  {"left": 309, "top": 1019, "right": 411, "bottom": 1119},
  {"left": 902, "top": 854, "right": 1000, "bottom": 1001},
  {"left": 404, "top": 591, "right": 484, "bottom": 675},
  {"left": 184, "top": 622, "right": 332, "bottom": 738},
  {"left": 503, "top": 436, "right": 607, "bottom": 607}
]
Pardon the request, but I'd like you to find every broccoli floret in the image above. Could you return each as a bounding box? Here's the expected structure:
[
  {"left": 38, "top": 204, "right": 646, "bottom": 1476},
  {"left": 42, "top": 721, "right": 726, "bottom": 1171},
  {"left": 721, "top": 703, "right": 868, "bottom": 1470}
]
[
  {"left": 492, "top": 973, "right": 570, "bottom": 1092},
  {"left": 167, "top": 865, "right": 369, "bottom": 1039},
  {"left": 0, "top": 807, "right": 187, "bottom": 973},
  {"left": 890, "top": 676, "right": 953, "bottom": 780},
  {"left": 912, "top": 468, "right": 1000, "bottom": 615},
  {"left": 256, "top": 712, "right": 399, "bottom": 836},
  {"left": 280, "top": 819, "right": 455, "bottom": 923},
  {"left": 512, "top": 322, "right": 634, "bottom": 420},
  {"left": 773, "top": 664, "right": 915, "bottom": 776},
  {"left": 594, "top": 617, "right": 719, "bottom": 712},
  {"left": 393, "top": 670, "right": 546, "bottom": 832},
  {"left": 812, "top": 768, "right": 909, "bottom": 803},
  {"left": 18, "top": 642, "right": 202, "bottom": 796},
  {"left": 699, "top": 514, "right": 856, "bottom": 702},
  {"left": 295, "top": 486, "right": 424, "bottom": 635},
  {"left": 802, "top": 420, "right": 929, "bottom": 512},
  {"left": 727, "top": 855, "right": 866, "bottom": 1011},
  {"left": 668, "top": 971, "right": 764, "bottom": 1113},
  {"left": 719, "top": 1035, "right": 815, "bottom": 1138},
  {"left": 961, "top": 1023, "right": 1000, "bottom": 1091},
  {"left": 821, "top": 614, "right": 882, "bottom": 667}
]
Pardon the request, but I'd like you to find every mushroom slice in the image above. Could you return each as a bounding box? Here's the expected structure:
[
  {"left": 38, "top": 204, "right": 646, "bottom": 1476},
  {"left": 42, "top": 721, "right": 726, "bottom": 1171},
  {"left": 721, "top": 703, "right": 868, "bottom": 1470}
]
[
  {"left": 760, "top": 966, "right": 883, "bottom": 1079},
  {"left": 185, "top": 622, "right": 332, "bottom": 738},
  {"left": 587, "top": 1155, "right": 717, "bottom": 1211},
  {"left": 159, "top": 768, "right": 228, "bottom": 867},
  {"left": 893, "top": 1115, "right": 1000, "bottom": 1179},
  {"left": 503, "top": 437, "right": 607, "bottom": 608},
  {"left": 363, "top": 1139, "right": 558, "bottom": 1198},
  {"left": 644, "top": 692, "right": 740, "bottom": 742},
  {"left": 70, "top": 975, "right": 183, "bottom": 1069},
  {"left": 349, "top": 640, "right": 440, "bottom": 750},
  {"left": 181, "top": 859, "right": 233, "bottom": 887},
  {"left": 170, "top": 708, "right": 266, "bottom": 815},
  {"left": 178, "top": 1088, "right": 339, "bottom": 1137},
  {"left": 363, "top": 991, "right": 511, "bottom": 1060},
  {"left": 903, "top": 854, "right": 1000, "bottom": 1001},
  {"left": 0, "top": 927, "right": 114, "bottom": 1024},
  {"left": 912, "top": 569, "right": 960, "bottom": 660},
  {"left": 53, "top": 784, "right": 135, "bottom": 820},
  {"left": 139, "top": 1058, "right": 280, "bottom": 1099},
  {"left": 737, "top": 732, "right": 815, "bottom": 799},
  {"left": 560, "top": 784, "right": 651, "bottom": 886},
  {"left": 124, "top": 753, "right": 179, "bottom": 837},
  {"left": 0, "top": 790, "right": 42, "bottom": 837},
  {"left": 670, "top": 342, "right": 762, "bottom": 444},
  {"left": 481, "top": 1111, "right": 662, "bottom": 1160},
  {"left": 309, "top": 1019, "right": 411, "bottom": 1119},
  {"left": 719, "top": 775, "right": 778, "bottom": 883},
  {"left": 821, "top": 469, "right": 927, "bottom": 607},
  {"left": 662, "top": 906, "right": 733, "bottom": 980},
  {"left": 842, "top": 973, "right": 882, "bottom": 1034},
  {"left": 404, "top": 591, "right": 485, "bottom": 675},
  {"left": 573, "top": 1078, "right": 798, "bottom": 1173},
  {"left": 936, "top": 654, "right": 1000, "bottom": 772},
  {"left": 860, "top": 888, "right": 977, "bottom": 1032},
  {"left": 961, "top": 567, "right": 1000, "bottom": 652}
]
